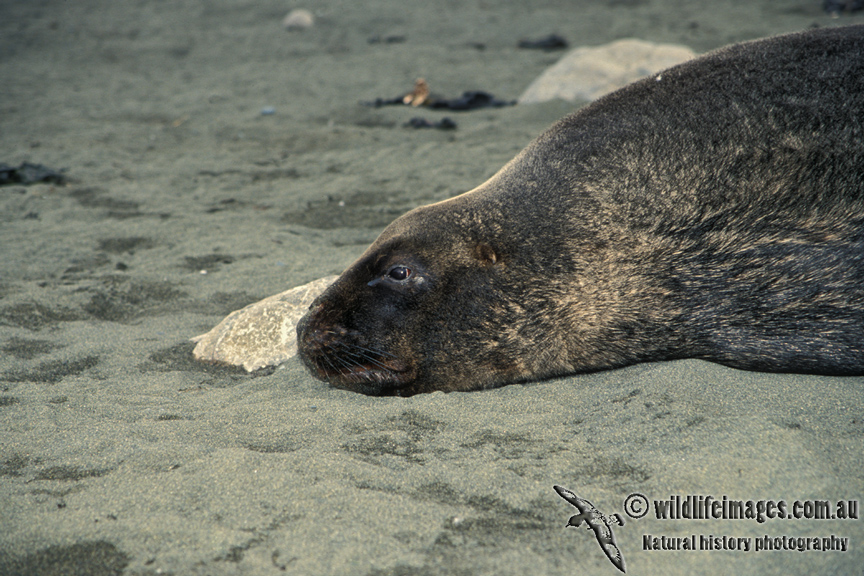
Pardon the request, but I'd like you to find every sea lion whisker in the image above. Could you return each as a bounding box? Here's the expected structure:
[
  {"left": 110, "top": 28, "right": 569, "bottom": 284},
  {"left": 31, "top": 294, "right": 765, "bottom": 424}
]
[
  {"left": 322, "top": 343, "right": 397, "bottom": 384},
  {"left": 321, "top": 346, "right": 368, "bottom": 376},
  {"left": 319, "top": 354, "right": 346, "bottom": 377},
  {"left": 327, "top": 354, "right": 370, "bottom": 383},
  {"left": 314, "top": 331, "right": 398, "bottom": 370},
  {"left": 333, "top": 345, "right": 398, "bottom": 371},
  {"left": 347, "top": 355, "right": 394, "bottom": 373},
  {"left": 344, "top": 343, "right": 399, "bottom": 360}
]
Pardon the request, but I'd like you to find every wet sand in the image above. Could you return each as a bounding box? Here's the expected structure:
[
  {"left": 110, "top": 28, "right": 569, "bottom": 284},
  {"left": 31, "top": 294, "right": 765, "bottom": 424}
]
[{"left": 1, "top": 1, "right": 863, "bottom": 574}]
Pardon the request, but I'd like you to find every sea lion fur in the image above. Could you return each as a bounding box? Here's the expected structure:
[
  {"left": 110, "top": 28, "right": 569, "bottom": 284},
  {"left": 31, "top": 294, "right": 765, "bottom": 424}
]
[{"left": 297, "top": 25, "right": 864, "bottom": 396}]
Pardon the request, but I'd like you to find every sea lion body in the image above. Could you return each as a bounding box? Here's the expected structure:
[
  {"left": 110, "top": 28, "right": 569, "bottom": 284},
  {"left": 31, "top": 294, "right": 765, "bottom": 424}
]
[{"left": 297, "top": 25, "right": 864, "bottom": 395}]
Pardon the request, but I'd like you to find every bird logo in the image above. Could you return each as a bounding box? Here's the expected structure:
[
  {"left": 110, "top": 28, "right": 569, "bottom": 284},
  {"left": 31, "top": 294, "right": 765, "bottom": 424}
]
[{"left": 554, "top": 485, "right": 626, "bottom": 573}]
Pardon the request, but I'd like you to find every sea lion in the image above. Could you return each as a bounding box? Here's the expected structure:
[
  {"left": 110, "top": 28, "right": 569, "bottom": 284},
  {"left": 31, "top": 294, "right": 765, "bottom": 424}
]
[{"left": 297, "top": 25, "right": 864, "bottom": 396}]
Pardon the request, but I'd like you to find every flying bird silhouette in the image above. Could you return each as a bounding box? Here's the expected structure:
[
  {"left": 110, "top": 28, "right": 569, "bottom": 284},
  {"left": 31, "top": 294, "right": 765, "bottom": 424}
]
[{"left": 554, "top": 485, "right": 626, "bottom": 573}]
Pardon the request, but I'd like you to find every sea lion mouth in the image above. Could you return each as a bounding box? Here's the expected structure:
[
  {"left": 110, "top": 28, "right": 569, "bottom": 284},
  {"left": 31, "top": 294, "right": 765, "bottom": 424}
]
[{"left": 299, "top": 328, "right": 416, "bottom": 395}]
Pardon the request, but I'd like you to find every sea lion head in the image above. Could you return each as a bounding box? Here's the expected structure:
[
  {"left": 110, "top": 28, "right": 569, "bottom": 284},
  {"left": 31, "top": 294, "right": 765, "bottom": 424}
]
[
  {"left": 295, "top": 169, "right": 590, "bottom": 395},
  {"left": 297, "top": 198, "right": 503, "bottom": 395}
]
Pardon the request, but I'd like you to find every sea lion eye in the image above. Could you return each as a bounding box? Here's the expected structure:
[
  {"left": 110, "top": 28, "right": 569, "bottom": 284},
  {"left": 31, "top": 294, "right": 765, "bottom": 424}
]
[
  {"left": 387, "top": 266, "right": 411, "bottom": 281},
  {"left": 367, "top": 264, "right": 416, "bottom": 287}
]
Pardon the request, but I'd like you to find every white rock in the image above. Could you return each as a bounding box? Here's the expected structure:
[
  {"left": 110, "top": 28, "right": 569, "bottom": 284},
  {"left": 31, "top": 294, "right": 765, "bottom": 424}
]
[
  {"left": 519, "top": 39, "right": 696, "bottom": 104},
  {"left": 282, "top": 9, "right": 314, "bottom": 31},
  {"left": 191, "top": 275, "right": 337, "bottom": 372}
]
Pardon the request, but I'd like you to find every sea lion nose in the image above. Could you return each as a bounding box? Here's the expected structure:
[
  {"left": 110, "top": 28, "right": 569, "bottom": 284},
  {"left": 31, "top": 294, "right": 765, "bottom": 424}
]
[
  {"left": 296, "top": 308, "right": 345, "bottom": 356},
  {"left": 306, "top": 324, "right": 346, "bottom": 350},
  {"left": 296, "top": 311, "right": 358, "bottom": 383}
]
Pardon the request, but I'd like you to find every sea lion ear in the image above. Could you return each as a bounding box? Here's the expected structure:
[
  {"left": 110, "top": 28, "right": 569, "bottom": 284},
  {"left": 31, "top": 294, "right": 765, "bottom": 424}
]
[{"left": 473, "top": 242, "right": 500, "bottom": 266}]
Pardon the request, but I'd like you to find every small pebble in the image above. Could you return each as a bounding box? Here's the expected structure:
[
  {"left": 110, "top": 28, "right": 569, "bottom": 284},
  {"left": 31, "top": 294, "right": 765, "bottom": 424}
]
[
  {"left": 518, "top": 34, "right": 568, "bottom": 51},
  {"left": 367, "top": 35, "right": 406, "bottom": 44},
  {"left": 283, "top": 9, "right": 314, "bottom": 31},
  {"left": 405, "top": 117, "right": 458, "bottom": 130}
]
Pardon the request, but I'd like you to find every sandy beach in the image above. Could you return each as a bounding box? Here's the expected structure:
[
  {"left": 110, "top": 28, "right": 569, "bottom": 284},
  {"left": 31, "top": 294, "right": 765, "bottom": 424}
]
[{"left": 1, "top": 1, "right": 863, "bottom": 574}]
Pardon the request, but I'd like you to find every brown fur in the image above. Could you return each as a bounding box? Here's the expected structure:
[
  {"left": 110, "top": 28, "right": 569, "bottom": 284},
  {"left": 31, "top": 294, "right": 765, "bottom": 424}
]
[{"left": 297, "top": 26, "right": 864, "bottom": 395}]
